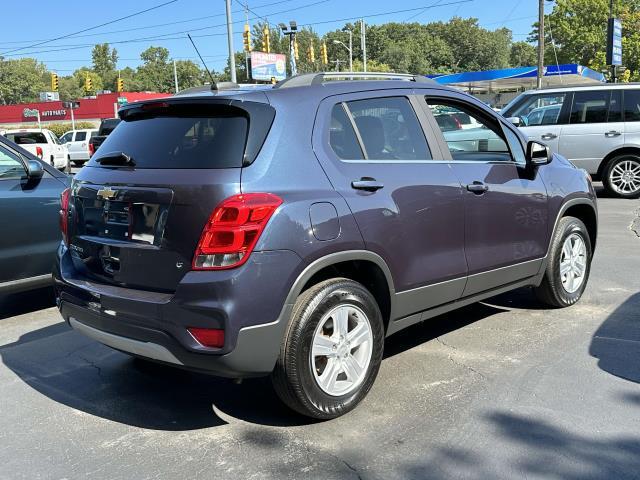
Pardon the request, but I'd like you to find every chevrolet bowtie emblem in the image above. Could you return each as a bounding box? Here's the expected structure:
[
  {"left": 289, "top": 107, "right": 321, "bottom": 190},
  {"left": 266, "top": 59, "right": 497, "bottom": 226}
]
[{"left": 96, "top": 187, "right": 117, "bottom": 200}]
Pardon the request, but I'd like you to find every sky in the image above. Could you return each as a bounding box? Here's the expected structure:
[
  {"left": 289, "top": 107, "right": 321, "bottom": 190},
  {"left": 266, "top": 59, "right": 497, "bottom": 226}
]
[{"left": 0, "top": 0, "right": 551, "bottom": 74}]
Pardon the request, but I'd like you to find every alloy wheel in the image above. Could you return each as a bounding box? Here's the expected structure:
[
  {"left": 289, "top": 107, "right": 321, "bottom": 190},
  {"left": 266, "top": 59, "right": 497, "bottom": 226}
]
[
  {"left": 560, "top": 233, "right": 587, "bottom": 294},
  {"left": 310, "top": 304, "right": 373, "bottom": 397},
  {"left": 609, "top": 159, "right": 640, "bottom": 195}
]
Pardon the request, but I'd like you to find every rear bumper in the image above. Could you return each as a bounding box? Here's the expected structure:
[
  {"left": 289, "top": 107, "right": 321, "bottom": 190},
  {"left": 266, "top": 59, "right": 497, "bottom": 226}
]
[{"left": 54, "top": 245, "right": 301, "bottom": 377}]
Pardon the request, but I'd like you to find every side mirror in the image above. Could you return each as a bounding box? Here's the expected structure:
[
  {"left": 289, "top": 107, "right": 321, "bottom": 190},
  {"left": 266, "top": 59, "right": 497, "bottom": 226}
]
[
  {"left": 526, "top": 140, "right": 552, "bottom": 166},
  {"left": 508, "top": 116, "right": 527, "bottom": 127},
  {"left": 27, "top": 160, "right": 44, "bottom": 179}
]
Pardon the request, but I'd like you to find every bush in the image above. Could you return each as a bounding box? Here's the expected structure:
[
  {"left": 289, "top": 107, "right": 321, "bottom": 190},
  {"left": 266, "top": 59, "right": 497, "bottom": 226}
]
[{"left": 47, "top": 122, "right": 98, "bottom": 137}]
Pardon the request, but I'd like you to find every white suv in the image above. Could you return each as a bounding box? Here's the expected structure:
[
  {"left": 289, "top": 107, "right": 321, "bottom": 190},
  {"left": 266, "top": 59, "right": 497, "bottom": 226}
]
[
  {"left": 503, "top": 84, "right": 640, "bottom": 198},
  {"left": 60, "top": 129, "right": 98, "bottom": 166}
]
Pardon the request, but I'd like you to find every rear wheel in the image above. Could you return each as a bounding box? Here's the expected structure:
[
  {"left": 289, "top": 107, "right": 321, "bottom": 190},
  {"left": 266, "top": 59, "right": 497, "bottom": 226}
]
[
  {"left": 271, "top": 278, "right": 384, "bottom": 419},
  {"left": 535, "top": 216, "right": 592, "bottom": 307},
  {"left": 603, "top": 154, "right": 640, "bottom": 199}
]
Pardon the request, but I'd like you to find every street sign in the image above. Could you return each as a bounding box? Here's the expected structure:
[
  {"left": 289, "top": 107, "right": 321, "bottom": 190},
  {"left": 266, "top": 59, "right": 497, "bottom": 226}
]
[
  {"left": 250, "top": 52, "right": 287, "bottom": 81},
  {"left": 117, "top": 97, "right": 128, "bottom": 105},
  {"left": 62, "top": 101, "right": 80, "bottom": 109},
  {"left": 606, "top": 18, "right": 622, "bottom": 66}
]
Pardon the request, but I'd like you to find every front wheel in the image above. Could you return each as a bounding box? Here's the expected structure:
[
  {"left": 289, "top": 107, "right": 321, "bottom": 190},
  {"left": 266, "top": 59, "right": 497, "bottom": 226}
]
[
  {"left": 271, "top": 278, "right": 384, "bottom": 419},
  {"left": 535, "top": 216, "right": 592, "bottom": 307},
  {"left": 603, "top": 154, "right": 640, "bottom": 199}
]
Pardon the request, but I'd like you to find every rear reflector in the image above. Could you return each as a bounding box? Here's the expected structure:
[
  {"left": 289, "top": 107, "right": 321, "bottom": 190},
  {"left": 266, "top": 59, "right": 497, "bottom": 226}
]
[
  {"left": 59, "top": 188, "right": 70, "bottom": 246},
  {"left": 193, "top": 193, "right": 282, "bottom": 270},
  {"left": 188, "top": 327, "right": 225, "bottom": 348}
]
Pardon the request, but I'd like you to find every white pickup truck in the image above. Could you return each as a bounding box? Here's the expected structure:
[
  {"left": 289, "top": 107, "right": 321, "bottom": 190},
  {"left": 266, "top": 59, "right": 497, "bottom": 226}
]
[{"left": 2, "top": 129, "right": 68, "bottom": 170}]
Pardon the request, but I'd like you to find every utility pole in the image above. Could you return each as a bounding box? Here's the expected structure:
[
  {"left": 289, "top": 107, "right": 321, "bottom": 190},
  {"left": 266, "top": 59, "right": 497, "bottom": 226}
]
[
  {"left": 348, "top": 30, "right": 353, "bottom": 72},
  {"left": 173, "top": 59, "right": 179, "bottom": 93},
  {"left": 361, "top": 19, "right": 367, "bottom": 72},
  {"left": 225, "top": 0, "right": 237, "bottom": 83},
  {"left": 610, "top": 0, "right": 616, "bottom": 83},
  {"left": 536, "top": 0, "right": 545, "bottom": 89}
]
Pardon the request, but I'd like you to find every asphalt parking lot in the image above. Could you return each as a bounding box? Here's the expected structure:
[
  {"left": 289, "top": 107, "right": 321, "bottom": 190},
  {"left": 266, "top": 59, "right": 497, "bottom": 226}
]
[{"left": 0, "top": 187, "right": 638, "bottom": 480}]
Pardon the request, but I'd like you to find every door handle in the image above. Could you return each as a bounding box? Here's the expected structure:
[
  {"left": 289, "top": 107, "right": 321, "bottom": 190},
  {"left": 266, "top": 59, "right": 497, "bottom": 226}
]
[
  {"left": 541, "top": 133, "right": 557, "bottom": 140},
  {"left": 466, "top": 182, "right": 489, "bottom": 194},
  {"left": 351, "top": 177, "right": 384, "bottom": 192},
  {"left": 605, "top": 130, "right": 622, "bottom": 137}
]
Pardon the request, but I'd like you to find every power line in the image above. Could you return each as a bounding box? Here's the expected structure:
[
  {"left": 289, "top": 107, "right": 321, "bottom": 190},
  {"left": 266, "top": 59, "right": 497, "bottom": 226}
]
[
  {"left": 404, "top": 0, "right": 443, "bottom": 22},
  {"left": 0, "top": 0, "right": 296, "bottom": 47},
  {"left": 0, "top": 0, "right": 178, "bottom": 56}
]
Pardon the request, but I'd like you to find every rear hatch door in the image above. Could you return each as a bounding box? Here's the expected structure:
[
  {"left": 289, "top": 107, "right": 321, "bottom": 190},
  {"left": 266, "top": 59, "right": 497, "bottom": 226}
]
[{"left": 66, "top": 97, "right": 274, "bottom": 292}]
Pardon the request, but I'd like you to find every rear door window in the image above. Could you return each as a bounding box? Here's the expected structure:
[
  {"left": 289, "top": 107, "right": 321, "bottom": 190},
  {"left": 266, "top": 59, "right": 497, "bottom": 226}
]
[
  {"left": 329, "top": 104, "right": 364, "bottom": 160},
  {"left": 570, "top": 90, "right": 609, "bottom": 124},
  {"left": 504, "top": 93, "right": 567, "bottom": 126},
  {"left": 91, "top": 114, "right": 248, "bottom": 169},
  {"left": 624, "top": 89, "right": 640, "bottom": 122},
  {"left": 343, "top": 97, "right": 431, "bottom": 161},
  {"left": 75, "top": 131, "right": 87, "bottom": 141}
]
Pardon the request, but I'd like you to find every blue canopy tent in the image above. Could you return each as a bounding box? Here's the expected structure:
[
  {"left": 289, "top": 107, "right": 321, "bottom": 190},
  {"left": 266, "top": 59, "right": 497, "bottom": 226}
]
[{"left": 429, "top": 64, "right": 605, "bottom": 91}]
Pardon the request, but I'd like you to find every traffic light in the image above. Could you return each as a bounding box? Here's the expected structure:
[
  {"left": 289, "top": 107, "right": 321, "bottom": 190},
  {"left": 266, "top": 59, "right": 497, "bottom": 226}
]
[
  {"left": 243, "top": 24, "right": 252, "bottom": 52},
  {"left": 117, "top": 77, "right": 124, "bottom": 92},
  {"left": 321, "top": 42, "right": 328, "bottom": 65},
  {"left": 262, "top": 25, "right": 270, "bottom": 53},
  {"left": 293, "top": 36, "right": 299, "bottom": 61},
  {"left": 84, "top": 74, "right": 93, "bottom": 92},
  {"left": 50, "top": 73, "right": 59, "bottom": 91},
  {"left": 308, "top": 41, "right": 315, "bottom": 63}
]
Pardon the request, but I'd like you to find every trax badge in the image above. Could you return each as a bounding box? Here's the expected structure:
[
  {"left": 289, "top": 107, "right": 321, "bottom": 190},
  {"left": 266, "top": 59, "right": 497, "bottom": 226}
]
[{"left": 96, "top": 187, "right": 117, "bottom": 200}]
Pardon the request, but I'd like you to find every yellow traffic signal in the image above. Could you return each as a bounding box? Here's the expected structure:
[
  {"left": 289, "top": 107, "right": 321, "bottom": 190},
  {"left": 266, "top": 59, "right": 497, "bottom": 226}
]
[
  {"left": 243, "top": 24, "right": 252, "bottom": 52},
  {"left": 308, "top": 41, "right": 315, "bottom": 63},
  {"left": 84, "top": 75, "right": 93, "bottom": 92},
  {"left": 293, "top": 37, "right": 299, "bottom": 61},
  {"left": 262, "top": 25, "right": 270, "bottom": 53},
  {"left": 321, "top": 42, "right": 328, "bottom": 65},
  {"left": 117, "top": 77, "right": 124, "bottom": 92},
  {"left": 50, "top": 73, "right": 59, "bottom": 91}
]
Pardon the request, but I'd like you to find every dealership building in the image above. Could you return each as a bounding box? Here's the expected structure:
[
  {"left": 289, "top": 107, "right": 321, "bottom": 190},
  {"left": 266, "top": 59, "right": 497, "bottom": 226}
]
[{"left": 0, "top": 91, "right": 168, "bottom": 128}]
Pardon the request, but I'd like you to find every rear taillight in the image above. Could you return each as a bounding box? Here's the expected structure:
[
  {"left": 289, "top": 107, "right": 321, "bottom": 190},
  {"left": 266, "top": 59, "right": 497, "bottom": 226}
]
[
  {"left": 59, "top": 188, "right": 70, "bottom": 246},
  {"left": 88, "top": 143, "right": 95, "bottom": 156},
  {"left": 187, "top": 327, "right": 225, "bottom": 348},
  {"left": 35, "top": 146, "right": 43, "bottom": 159},
  {"left": 193, "top": 193, "right": 283, "bottom": 270}
]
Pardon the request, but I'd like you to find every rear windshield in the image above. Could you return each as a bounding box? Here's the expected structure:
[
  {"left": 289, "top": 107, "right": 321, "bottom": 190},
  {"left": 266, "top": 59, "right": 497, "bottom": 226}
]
[
  {"left": 5, "top": 132, "right": 47, "bottom": 144},
  {"left": 91, "top": 114, "right": 248, "bottom": 169}
]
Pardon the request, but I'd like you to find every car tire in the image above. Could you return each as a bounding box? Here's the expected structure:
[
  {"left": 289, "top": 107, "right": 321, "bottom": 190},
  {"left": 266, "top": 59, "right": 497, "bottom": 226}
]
[
  {"left": 603, "top": 154, "right": 640, "bottom": 199},
  {"left": 73, "top": 161, "right": 83, "bottom": 167},
  {"left": 535, "top": 216, "right": 592, "bottom": 308},
  {"left": 271, "top": 278, "right": 384, "bottom": 419},
  {"left": 50, "top": 156, "right": 54, "bottom": 166}
]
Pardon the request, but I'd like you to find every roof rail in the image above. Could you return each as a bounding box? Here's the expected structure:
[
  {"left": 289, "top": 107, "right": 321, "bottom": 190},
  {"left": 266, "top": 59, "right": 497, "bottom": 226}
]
[
  {"left": 174, "top": 81, "right": 242, "bottom": 96},
  {"left": 274, "top": 72, "right": 433, "bottom": 89}
]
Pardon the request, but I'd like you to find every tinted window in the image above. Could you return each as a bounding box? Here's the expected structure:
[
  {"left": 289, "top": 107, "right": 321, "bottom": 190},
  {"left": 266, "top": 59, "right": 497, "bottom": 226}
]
[
  {"left": 0, "top": 144, "right": 25, "bottom": 179},
  {"left": 428, "top": 99, "right": 511, "bottom": 161},
  {"left": 92, "top": 115, "right": 248, "bottom": 169},
  {"left": 609, "top": 90, "right": 622, "bottom": 122},
  {"left": 345, "top": 97, "right": 431, "bottom": 161},
  {"left": 6, "top": 132, "right": 47, "bottom": 144},
  {"left": 60, "top": 132, "right": 72, "bottom": 143},
  {"left": 624, "top": 89, "right": 640, "bottom": 122},
  {"left": 329, "top": 104, "right": 364, "bottom": 160},
  {"left": 75, "top": 131, "right": 87, "bottom": 141},
  {"left": 570, "top": 91, "right": 609, "bottom": 124},
  {"left": 505, "top": 93, "right": 567, "bottom": 126}
]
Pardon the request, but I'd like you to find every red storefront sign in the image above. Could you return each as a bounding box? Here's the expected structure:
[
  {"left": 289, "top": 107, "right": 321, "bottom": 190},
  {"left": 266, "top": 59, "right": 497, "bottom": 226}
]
[{"left": 0, "top": 91, "right": 169, "bottom": 125}]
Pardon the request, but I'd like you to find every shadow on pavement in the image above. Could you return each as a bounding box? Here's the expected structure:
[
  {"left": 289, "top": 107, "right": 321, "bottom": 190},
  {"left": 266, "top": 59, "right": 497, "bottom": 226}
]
[
  {"left": 589, "top": 292, "right": 640, "bottom": 384},
  {"left": 403, "top": 412, "right": 640, "bottom": 480},
  {"left": 0, "top": 287, "right": 56, "bottom": 320},
  {"left": 0, "top": 288, "right": 539, "bottom": 431}
]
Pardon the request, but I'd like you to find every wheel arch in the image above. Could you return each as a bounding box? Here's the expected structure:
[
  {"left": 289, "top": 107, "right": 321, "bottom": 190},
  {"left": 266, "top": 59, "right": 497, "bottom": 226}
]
[
  {"left": 596, "top": 146, "right": 640, "bottom": 180},
  {"left": 291, "top": 251, "right": 395, "bottom": 332},
  {"left": 555, "top": 198, "right": 598, "bottom": 253}
]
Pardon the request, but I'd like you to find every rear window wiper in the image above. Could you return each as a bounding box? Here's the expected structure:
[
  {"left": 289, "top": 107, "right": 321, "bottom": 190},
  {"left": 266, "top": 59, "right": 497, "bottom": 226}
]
[{"left": 96, "top": 151, "right": 135, "bottom": 166}]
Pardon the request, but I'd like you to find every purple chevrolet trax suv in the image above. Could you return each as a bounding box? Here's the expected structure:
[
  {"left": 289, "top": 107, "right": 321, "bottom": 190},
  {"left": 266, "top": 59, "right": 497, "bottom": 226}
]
[{"left": 54, "top": 73, "right": 597, "bottom": 419}]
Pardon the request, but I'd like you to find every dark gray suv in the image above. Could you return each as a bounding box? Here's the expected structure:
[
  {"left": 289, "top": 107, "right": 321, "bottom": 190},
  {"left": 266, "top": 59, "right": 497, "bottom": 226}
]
[{"left": 54, "top": 73, "right": 597, "bottom": 419}]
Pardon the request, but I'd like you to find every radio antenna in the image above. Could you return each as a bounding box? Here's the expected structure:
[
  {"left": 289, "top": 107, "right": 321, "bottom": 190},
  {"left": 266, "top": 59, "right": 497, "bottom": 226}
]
[{"left": 187, "top": 33, "right": 217, "bottom": 87}]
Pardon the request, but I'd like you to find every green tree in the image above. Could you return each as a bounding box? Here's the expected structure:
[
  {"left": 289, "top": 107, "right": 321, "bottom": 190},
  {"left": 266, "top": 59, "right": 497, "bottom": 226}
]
[
  {"left": 175, "top": 59, "right": 206, "bottom": 90},
  {"left": 0, "top": 58, "right": 47, "bottom": 104},
  {"left": 136, "top": 46, "right": 174, "bottom": 92},
  {"left": 58, "top": 75, "right": 84, "bottom": 101},
  {"left": 72, "top": 67, "right": 103, "bottom": 94},
  {"left": 92, "top": 44, "right": 118, "bottom": 78},
  {"left": 510, "top": 41, "right": 537, "bottom": 67},
  {"left": 530, "top": 0, "right": 640, "bottom": 79}
]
